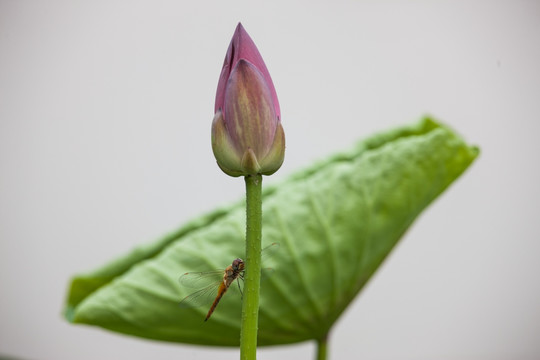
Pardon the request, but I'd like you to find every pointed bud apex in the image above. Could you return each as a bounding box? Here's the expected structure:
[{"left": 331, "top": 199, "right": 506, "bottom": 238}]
[{"left": 211, "top": 23, "right": 285, "bottom": 177}]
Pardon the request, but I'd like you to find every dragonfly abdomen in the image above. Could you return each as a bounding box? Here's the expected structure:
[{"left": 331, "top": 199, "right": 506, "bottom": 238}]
[{"left": 204, "top": 282, "right": 229, "bottom": 322}]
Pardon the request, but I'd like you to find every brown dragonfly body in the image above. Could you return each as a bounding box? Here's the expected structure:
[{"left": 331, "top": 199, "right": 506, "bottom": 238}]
[
  {"left": 178, "top": 243, "right": 278, "bottom": 322},
  {"left": 204, "top": 258, "right": 244, "bottom": 321}
]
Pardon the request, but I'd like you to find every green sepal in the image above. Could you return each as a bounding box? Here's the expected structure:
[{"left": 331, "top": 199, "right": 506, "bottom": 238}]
[
  {"left": 260, "top": 122, "right": 285, "bottom": 176},
  {"left": 211, "top": 110, "right": 244, "bottom": 177}
]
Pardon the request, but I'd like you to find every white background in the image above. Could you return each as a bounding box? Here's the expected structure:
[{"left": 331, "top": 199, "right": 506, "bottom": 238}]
[{"left": 1, "top": 1, "right": 539, "bottom": 359}]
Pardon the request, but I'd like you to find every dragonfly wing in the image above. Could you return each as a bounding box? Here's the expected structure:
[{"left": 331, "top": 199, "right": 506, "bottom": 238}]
[
  {"left": 179, "top": 270, "right": 224, "bottom": 289},
  {"left": 261, "top": 242, "right": 280, "bottom": 261},
  {"left": 179, "top": 282, "right": 220, "bottom": 308}
]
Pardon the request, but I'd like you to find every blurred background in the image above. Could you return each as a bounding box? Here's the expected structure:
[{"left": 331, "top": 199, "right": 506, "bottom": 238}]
[{"left": 1, "top": 1, "right": 539, "bottom": 359}]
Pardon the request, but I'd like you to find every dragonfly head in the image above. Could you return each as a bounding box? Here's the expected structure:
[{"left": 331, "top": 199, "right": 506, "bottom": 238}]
[{"left": 232, "top": 258, "right": 245, "bottom": 271}]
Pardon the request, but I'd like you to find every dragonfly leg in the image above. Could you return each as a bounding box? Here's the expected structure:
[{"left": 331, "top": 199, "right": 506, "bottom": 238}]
[{"left": 237, "top": 278, "right": 243, "bottom": 300}]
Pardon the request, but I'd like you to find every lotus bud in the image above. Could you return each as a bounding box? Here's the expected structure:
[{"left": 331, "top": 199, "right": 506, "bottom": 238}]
[{"left": 211, "top": 23, "right": 285, "bottom": 177}]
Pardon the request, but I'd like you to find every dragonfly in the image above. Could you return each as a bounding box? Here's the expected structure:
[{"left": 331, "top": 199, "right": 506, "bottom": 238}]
[{"left": 178, "top": 242, "right": 279, "bottom": 322}]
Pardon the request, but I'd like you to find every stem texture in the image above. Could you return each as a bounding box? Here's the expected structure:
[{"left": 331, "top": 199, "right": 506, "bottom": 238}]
[{"left": 240, "top": 174, "right": 263, "bottom": 360}]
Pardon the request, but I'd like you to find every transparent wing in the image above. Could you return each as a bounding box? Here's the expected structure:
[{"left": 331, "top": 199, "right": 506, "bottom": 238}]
[
  {"left": 178, "top": 270, "right": 224, "bottom": 289},
  {"left": 260, "top": 267, "right": 275, "bottom": 280},
  {"left": 179, "top": 282, "right": 221, "bottom": 308},
  {"left": 261, "top": 242, "right": 279, "bottom": 261},
  {"left": 237, "top": 243, "right": 278, "bottom": 284}
]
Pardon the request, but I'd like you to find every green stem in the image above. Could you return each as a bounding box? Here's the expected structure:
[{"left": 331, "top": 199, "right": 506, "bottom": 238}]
[
  {"left": 316, "top": 335, "right": 328, "bottom": 360},
  {"left": 240, "top": 174, "right": 263, "bottom": 360}
]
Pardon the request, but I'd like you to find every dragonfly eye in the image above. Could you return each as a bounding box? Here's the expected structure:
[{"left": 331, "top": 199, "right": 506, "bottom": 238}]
[{"left": 232, "top": 258, "right": 244, "bottom": 270}]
